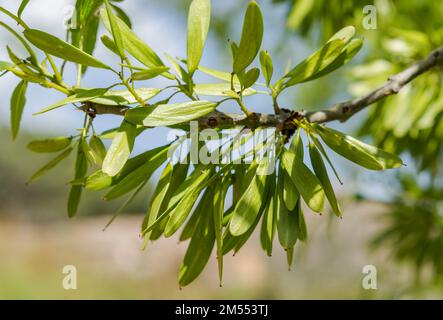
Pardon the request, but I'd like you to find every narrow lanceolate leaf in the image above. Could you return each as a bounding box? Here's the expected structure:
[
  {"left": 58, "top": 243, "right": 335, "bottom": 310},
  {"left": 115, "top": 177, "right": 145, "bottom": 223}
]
[
  {"left": 193, "top": 83, "right": 256, "bottom": 97},
  {"left": 309, "top": 142, "right": 342, "bottom": 217},
  {"left": 243, "top": 68, "right": 260, "bottom": 88},
  {"left": 281, "top": 136, "right": 325, "bottom": 213},
  {"left": 102, "top": 121, "right": 137, "bottom": 177},
  {"left": 260, "top": 176, "right": 276, "bottom": 256},
  {"left": 23, "top": 29, "right": 110, "bottom": 69},
  {"left": 187, "top": 0, "right": 211, "bottom": 75},
  {"left": 131, "top": 67, "right": 170, "bottom": 81},
  {"left": 178, "top": 203, "right": 215, "bottom": 287},
  {"left": 10, "top": 80, "right": 27, "bottom": 140},
  {"left": 283, "top": 39, "right": 346, "bottom": 88},
  {"left": 104, "top": 146, "right": 168, "bottom": 200},
  {"left": 90, "top": 88, "right": 161, "bottom": 106},
  {"left": 27, "top": 137, "right": 72, "bottom": 153},
  {"left": 233, "top": 1, "right": 264, "bottom": 74},
  {"left": 259, "top": 50, "right": 273, "bottom": 86},
  {"left": 125, "top": 101, "right": 217, "bottom": 127},
  {"left": 213, "top": 176, "right": 230, "bottom": 286},
  {"left": 100, "top": 8, "right": 165, "bottom": 69},
  {"left": 0, "top": 61, "right": 12, "bottom": 72},
  {"left": 229, "top": 160, "right": 269, "bottom": 236},
  {"left": 18, "top": 0, "right": 31, "bottom": 18},
  {"left": 89, "top": 135, "right": 107, "bottom": 166},
  {"left": 141, "top": 163, "right": 173, "bottom": 249},
  {"left": 164, "top": 169, "right": 211, "bottom": 237},
  {"left": 104, "top": 0, "right": 125, "bottom": 58},
  {"left": 197, "top": 66, "right": 241, "bottom": 85},
  {"left": 35, "top": 88, "right": 108, "bottom": 115},
  {"left": 27, "top": 148, "right": 73, "bottom": 184},
  {"left": 180, "top": 185, "right": 211, "bottom": 241},
  {"left": 282, "top": 168, "right": 299, "bottom": 211},
  {"left": 312, "top": 123, "right": 403, "bottom": 170},
  {"left": 68, "top": 142, "right": 88, "bottom": 217}
]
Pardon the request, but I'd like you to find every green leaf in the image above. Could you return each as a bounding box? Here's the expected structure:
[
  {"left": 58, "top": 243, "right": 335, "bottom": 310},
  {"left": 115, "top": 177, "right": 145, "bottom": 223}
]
[
  {"left": 0, "top": 61, "right": 12, "bottom": 72},
  {"left": 85, "top": 170, "right": 112, "bottom": 191},
  {"left": 131, "top": 67, "right": 170, "bottom": 81},
  {"left": 125, "top": 101, "right": 217, "bottom": 127},
  {"left": 102, "top": 120, "right": 137, "bottom": 177},
  {"left": 213, "top": 176, "right": 230, "bottom": 285},
  {"left": 68, "top": 142, "right": 88, "bottom": 217},
  {"left": 243, "top": 67, "right": 260, "bottom": 89},
  {"left": 27, "top": 137, "right": 72, "bottom": 153},
  {"left": 23, "top": 29, "right": 110, "bottom": 69},
  {"left": 104, "top": 0, "right": 125, "bottom": 58},
  {"left": 178, "top": 202, "right": 215, "bottom": 287},
  {"left": 10, "top": 80, "right": 27, "bottom": 140},
  {"left": 283, "top": 39, "right": 346, "bottom": 88},
  {"left": 281, "top": 134, "right": 325, "bottom": 213},
  {"left": 260, "top": 175, "right": 276, "bottom": 256},
  {"left": 187, "top": 0, "right": 211, "bottom": 75},
  {"left": 90, "top": 88, "right": 161, "bottom": 106},
  {"left": 180, "top": 185, "right": 210, "bottom": 241},
  {"left": 104, "top": 146, "right": 168, "bottom": 200},
  {"left": 101, "top": 34, "right": 120, "bottom": 55},
  {"left": 309, "top": 142, "right": 342, "bottom": 217},
  {"left": 193, "top": 83, "right": 256, "bottom": 97},
  {"left": 18, "top": 0, "right": 31, "bottom": 18},
  {"left": 0, "top": 21, "right": 40, "bottom": 68},
  {"left": 164, "top": 169, "right": 211, "bottom": 237},
  {"left": 89, "top": 135, "right": 107, "bottom": 166},
  {"left": 312, "top": 123, "right": 403, "bottom": 170},
  {"left": 276, "top": 181, "right": 299, "bottom": 250},
  {"left": 141, "top": 163, "right": 173, "bottom": 248},
  {"left": 229, "top": 160, "right": 269, "bottom": 236},
  {"left": 110, "top": 4, "right": 132, "bottom": 28},
  {"left": 148, "top": 162, "right": 190, "bottom": 240},
  {"left": 233, "top": 1, "right": 264, "bottom": 74},
  {"left": 197, "top": 65, "right": 240, "bottom": 85},
  {"left": 282, "top": 167, "right": 299, "bottom": 211},
  {"left": 27, "top": 148, "right": 73, "bottom": 184},
  {"left": 35, "top": 88, "right": 108, "bottom": 115},
  {"left": 259, "top": 50, "right": 273, "bottom": 86},
  {"left": 100, "top": 8, "right": 165, "bottom": 69},
  {"left": 298, "top": 205, "right": 308, "bottom": 242}
]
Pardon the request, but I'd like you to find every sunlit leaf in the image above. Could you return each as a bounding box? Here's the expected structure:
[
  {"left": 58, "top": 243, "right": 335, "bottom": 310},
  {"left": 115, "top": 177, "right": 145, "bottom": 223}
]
[
  {"left": 68, "top": 142, "right": 88, "bottom": 217},
  {"left": 187, "top": 0, "right": 211, "bottom": 75},
  {"left": 259, "top": 50, "right": 273, "bottom": 86},
  {"left": 312, "top": 123, "right": 403, "bottom": 170},
  {"left": 178, "top": 201, "right": 215, "bottom": 287},
  {"left": 131, "top": 67, "right": 170, "bottom": 81},
  {"left": 103, "top": 0, "right": 125, "bottom": 58},
  {"left": 10, "top": 80, "right": 27, "bottom": 140},
  {"left": 100, "top": 8, "right": 165, "bottom": 69},
  {"left": 35, "top": 88, "right": 108, "bottom": 115},
  {"left": 23, "top": 29, "right": 110, "bottom": 69},
  {"left": 27, "top": 137, "right": 72, "bottom": 153},
  {"left": 243, "top": 67, "right": 260, "bottom": 89},
  {"left": 193, "top": 83, "right": 256, "bottom": 97},
  {"left": 125, "top": 101, "right": 217, "bottom": 127},
  {"left": 104, "top": 146, "right": 168, "bottom": 200},
  {"left": 102, "top": 120, "right": 137, "bottom": 177},
  {"left": 281, "top": 134, "right": 325, "bottom": 213},
  {"left": 309, "top": 141, "right": 342, "bottom": 217},
  {"left": 233, "top": 1, "right": 264, "bottom": 74},
  {"left": 27, "top": 147, "right": 73, "bottom": 184}
]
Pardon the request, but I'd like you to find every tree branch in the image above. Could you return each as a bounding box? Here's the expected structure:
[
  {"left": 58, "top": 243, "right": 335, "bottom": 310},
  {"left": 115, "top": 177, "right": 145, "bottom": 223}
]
[
  {"left": 83, "top": 45, "right": 443, "bottom": 129},
  {"left": 304, "top": 45, "right": 443, "bottom": 123}
]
